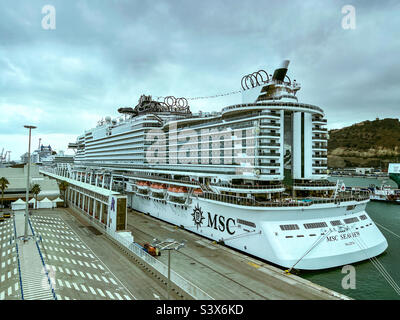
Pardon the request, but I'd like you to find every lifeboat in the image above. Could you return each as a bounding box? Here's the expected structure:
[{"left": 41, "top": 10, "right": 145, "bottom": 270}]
[
  {"left": 193, "top": 188, "right": 203, "bottom": 195},
  {"left": 167, "top": 186, "right": 188, "bottom": 197},
  {"left": 150, "top": 183, "right": 166, "bottom": 193},
  {"left": 136, "top": 181, "right": 150, "bottom": 190}
]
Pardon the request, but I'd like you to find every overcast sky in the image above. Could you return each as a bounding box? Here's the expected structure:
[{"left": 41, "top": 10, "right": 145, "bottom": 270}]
[{"left": 1, "top": 0, "right": 399, "bottom": 160}]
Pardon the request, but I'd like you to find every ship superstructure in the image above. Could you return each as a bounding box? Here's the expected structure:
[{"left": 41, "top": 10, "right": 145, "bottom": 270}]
[{"left": 67, "top": 61, "right": 388, "bottom": 270}]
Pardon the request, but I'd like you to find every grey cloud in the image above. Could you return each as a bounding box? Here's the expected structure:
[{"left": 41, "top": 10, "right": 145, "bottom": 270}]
[{"left": 0, "top": 0, "right": 399, "bottom": 159}]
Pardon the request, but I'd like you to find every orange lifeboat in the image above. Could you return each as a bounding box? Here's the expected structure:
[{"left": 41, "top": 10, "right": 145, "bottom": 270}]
[
  {"left": 168, "top": 186, "right": 187, "bottom": 197},
  {"left": 193, "top": 188, "right": 203, "bottom": 195},
  {"left": 151, "top": 183, "right": 165, "bottom": 193},
  {"left": 136, "top": 181, "right": 149, "bottom": 190}
]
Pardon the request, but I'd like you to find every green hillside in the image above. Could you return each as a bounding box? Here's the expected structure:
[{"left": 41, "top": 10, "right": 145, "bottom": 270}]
[{"left": 328, "top": 118, "right": 400, "bottom": 168}]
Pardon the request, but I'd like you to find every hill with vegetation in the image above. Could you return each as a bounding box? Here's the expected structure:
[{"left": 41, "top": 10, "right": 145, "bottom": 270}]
[{"left": 328, "top": 118, "right": 400, "bottom": 168}]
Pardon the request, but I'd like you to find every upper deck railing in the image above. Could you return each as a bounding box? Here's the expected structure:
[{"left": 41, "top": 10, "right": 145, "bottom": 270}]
[
  {"left": 210, "top": 182, "right": 284, "bottom": 190},
  {"left": 196, "top": 190, "right": 370, "bottom": 207},
  {"left": 222, "top": 102, "right": 324, "bottom": 115}
]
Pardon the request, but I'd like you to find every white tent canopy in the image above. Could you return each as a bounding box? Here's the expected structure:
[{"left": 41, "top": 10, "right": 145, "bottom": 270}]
[
  {"left": 11, "top": 198, "right": 26, "bottom": 211},
  {"left": 52, "top": 197, "right": 64, "bottom": 208},
  {"left": 28, "top": 197, "right": 39, "bottom": 209},
  {"left": 38, "top": 197, "right": 53, "bottom": 209}
]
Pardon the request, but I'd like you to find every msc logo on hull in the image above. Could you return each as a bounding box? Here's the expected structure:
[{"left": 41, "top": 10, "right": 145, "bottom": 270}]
[{"left": 192, "top": 204, "right": 236, "bottom": 235}]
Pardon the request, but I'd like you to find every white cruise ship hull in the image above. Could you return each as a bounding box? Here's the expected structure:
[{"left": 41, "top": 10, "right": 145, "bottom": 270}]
[{"left": 129, "top": 194, "right": 388, "bottom": 270}]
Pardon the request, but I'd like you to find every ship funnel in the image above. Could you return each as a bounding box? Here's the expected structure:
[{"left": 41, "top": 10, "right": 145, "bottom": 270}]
[{"left": 272, "top": 60, "right": 290, "bottom": 81}]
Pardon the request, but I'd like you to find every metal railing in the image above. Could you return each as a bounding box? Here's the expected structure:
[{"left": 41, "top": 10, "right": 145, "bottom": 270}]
[
  {"left": 197, "top": 190, "right": 370, "bottom": 207},
  {"left": 210, "top": 183, "right": 284, "bottom": 190},
  {"left": 12, "top": 216, "right": 24, "bottom": 300},
  {"left": 28, "top": 218, "right": 57, "bottom": 300},
  {"left": 222, "top": 102, "right": 324, "bottom": 114},
  {"left": 125, "top": 172, "right": 201, "bottom": 187},
  {"left": 293, "top": 181, "right": 336, "bottom": 187}
]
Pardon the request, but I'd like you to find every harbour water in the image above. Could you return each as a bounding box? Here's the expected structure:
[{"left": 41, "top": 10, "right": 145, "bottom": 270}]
[{"left": 301, "top": 177, "right": 400, "bottom": 300}]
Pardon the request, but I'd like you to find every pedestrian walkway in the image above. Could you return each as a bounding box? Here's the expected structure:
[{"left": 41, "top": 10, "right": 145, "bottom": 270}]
[
  {"left": 13, "top": 211, "right": 55, "bottom": 300},
  {"left": 0, "top": 218, "right": 20, "bottom": 300},
  {"left": 2, "top": 210, "right": 135, "bottom": 300}
]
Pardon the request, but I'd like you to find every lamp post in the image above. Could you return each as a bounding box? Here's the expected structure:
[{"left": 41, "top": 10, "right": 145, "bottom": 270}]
[
  {"left": 24, "top": 125, "right": 36, "bottom": 242},
  {"left": 152, "top": 238, "right": 186, "bottom": 300}
]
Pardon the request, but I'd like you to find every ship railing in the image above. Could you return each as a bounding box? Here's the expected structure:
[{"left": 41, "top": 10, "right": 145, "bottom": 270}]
[
  {"left": 259, "top": 152, "right": 281, "bottom": 157},
  {"left": 221, "top": 102, "right": 324, "bottom": 114},
  {"left": 260, "top": 122, "right": 280, "bottom": 127},
  {"left": 125, "top": 172, "right": 201, "bottom": 186},
  {"left": 312, "top": 118, "right": 327, "bottom": 123},
  {"left": 196, "top": 190, "right": 370, "bottom": 207},
  {"left": 259, "top": 142, "right": 280, "bottom": 147},
  {"left": 293, "top": 181, "right": 336, "bottom": 187},
  {"left": 258, "top": 162, "right": 280, "bottom": 167},
  {"left": 210, "top": 183, "right": 284, "bottom": 190},
  {"left": 259, "top": 132, "right": 280, "bottom": 137}
]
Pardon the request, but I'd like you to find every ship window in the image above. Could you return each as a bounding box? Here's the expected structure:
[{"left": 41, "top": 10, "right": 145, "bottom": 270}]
[
  {"left": 344, "top": 217, "right": 359, "bottom": 224},
  {"left": 279, "top": 224, "right": 299, "bottom": 231},
  {"left": 237, "top": 219, "right": 256, "bottom": 228},
  {"left": 359, "top": 215, "right": 367, "bottom": 220},
  {"left": 303, "top": 222, "right": 328, "bottom": 229},
  {"left": 330, "top": 220, "right": 342, "bottom": 226}
]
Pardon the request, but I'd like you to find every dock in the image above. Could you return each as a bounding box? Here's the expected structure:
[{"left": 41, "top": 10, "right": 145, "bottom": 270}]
[{"left": 125, "top": 208, "right": 349, "bottom": 300}]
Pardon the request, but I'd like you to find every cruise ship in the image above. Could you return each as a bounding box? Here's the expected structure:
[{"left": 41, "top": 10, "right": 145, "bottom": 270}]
[{"left": 69, "top": 60, "right": 388, "bottom": 270}]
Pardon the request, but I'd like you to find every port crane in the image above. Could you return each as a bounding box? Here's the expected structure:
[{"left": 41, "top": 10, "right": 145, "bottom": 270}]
[{"left": 0, "top": 149, "right": 11, "bottom": 163}]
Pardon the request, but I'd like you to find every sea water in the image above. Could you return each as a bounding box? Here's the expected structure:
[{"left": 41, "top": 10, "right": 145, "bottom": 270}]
[{"left": 301, "top": 177, "right": 400, "bottom": 300}]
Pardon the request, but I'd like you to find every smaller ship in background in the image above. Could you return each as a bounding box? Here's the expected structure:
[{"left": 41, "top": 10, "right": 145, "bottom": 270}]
[
  {"left": 345, "top": 164, "right": 400, "bottom": 204},
  {"left": 370, "top": 163, "right": 400, "bottom": 204},
  {"left": 368, "top": 183, "right": 400, "bottom": 204}
]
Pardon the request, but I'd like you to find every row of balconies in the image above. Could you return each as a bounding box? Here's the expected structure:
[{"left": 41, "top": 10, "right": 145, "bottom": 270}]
[
  {"left": 312, "top": 117, "right": 327, "bottom": 123},
  {"left": 259, "top": 151, "right": 280, "bottom": 157},
  {"left": 260, "top": 120, "right": 280, "bottom": 126},
  {"left": 259, "top": 131, "right": 280, "bottom": 137}
]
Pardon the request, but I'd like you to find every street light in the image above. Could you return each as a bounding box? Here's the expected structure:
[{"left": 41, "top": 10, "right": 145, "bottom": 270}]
[
  {"left": 24, "top": 125, "right": 36, "bottom": 242},
  {"left": 152, "top": 238, "right": 186, "bottom": 300}
]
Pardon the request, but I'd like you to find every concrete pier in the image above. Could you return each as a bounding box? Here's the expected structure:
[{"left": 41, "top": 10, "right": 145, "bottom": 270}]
[{"left": 125, "top": 209, "right": 349, "bottom": 300}]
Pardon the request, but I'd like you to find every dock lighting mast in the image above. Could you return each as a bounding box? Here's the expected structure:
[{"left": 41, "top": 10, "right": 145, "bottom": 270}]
[
  {"left": 152, "top": 238, "right": 186, "bottom": 300},
  {"left": 24, "top": 125, "right": 36, "bottom": 242}
]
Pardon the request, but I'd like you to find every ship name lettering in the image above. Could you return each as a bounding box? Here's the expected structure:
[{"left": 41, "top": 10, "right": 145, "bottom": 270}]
[
  {"left": 340, "top": 231, "right": 360, "bottom": 240},
  {"left": 207, "top": 212, "right": 236, "bottom": 235},
  {"left": 326, "top": 235, "right": 338, "bottom": 242}
]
